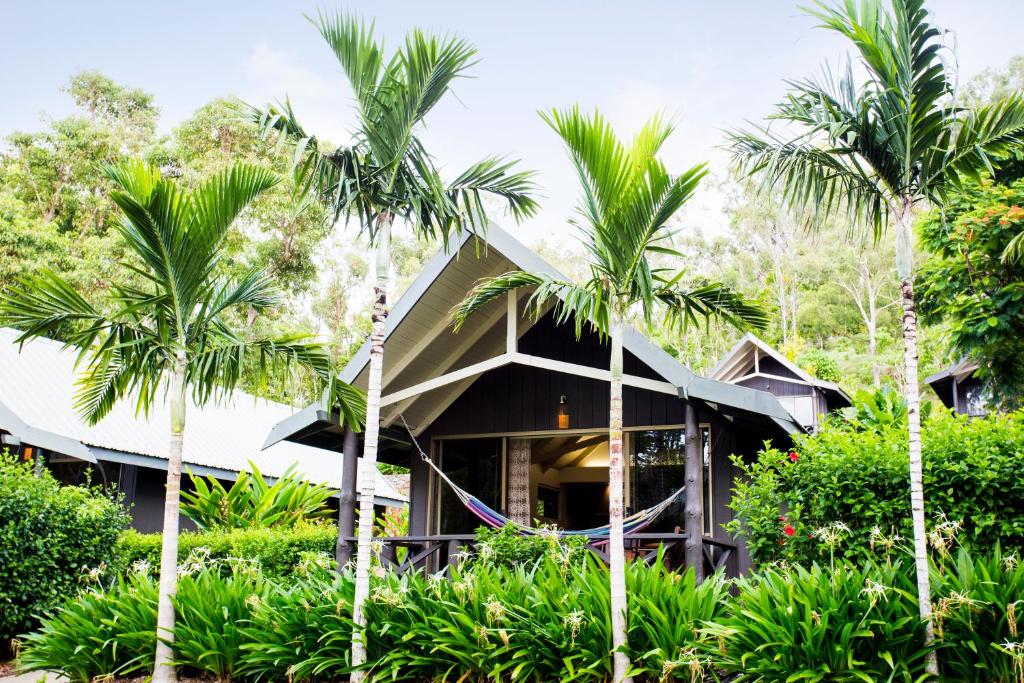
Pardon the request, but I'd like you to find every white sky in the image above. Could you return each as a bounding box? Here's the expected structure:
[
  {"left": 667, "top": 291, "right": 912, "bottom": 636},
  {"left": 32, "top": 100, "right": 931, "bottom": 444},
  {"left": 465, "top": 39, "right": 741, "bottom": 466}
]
[{"left": 3, "top": 1, "right": 1022, "bottom": 247}]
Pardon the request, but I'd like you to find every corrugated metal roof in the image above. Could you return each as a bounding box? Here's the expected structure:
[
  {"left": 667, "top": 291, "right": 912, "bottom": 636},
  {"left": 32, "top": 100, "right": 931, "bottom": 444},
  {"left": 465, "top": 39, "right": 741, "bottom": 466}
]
[{"left": 0, "top": 328, "right": 405, "bottom": 506}]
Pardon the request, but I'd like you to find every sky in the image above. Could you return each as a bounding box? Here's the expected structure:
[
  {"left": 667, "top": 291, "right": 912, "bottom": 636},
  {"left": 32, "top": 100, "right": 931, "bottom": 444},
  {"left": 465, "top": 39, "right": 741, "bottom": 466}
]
[{"left": 3, "top": 1, "right": 1023, "bottom": 245}]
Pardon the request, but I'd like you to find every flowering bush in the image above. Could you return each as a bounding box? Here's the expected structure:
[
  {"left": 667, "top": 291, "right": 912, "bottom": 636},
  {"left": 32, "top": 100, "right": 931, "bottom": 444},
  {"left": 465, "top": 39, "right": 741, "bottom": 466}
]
[{"left": 727, "top": 401, "right": 1024, "bottom": 567}]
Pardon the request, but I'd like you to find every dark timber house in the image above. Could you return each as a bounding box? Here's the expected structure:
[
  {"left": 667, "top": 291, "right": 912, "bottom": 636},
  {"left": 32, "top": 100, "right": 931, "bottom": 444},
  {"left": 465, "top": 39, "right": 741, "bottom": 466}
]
[
  {"left": 0, "top": 328, "right": 405, "bottom": 533},
  {"left": 708, "top": 334, "right": 851, "bottom": 432},
  {"left": 926, "top": 358, "right": 989, "bottom": 417},
  {"left": 266, "top": 226, "right": 806, "bottom": 575}
]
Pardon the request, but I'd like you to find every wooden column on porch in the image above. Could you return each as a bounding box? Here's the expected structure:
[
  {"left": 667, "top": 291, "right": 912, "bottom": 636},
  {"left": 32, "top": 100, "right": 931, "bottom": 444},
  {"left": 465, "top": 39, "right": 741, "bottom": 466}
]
[
  {"left": 508, "top": 438, "right": 531, "bottom": 525},
  {"left": 336, "top": 425, "right": 359, "bottom": 568},
  {"left": 684, "top": 403, "right": 704, "bottom": 581}
]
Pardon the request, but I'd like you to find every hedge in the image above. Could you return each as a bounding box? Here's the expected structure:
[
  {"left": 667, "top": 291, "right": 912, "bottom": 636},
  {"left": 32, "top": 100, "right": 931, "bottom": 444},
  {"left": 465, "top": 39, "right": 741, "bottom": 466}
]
[
  {"left": 117, "top": 522, "right": 336, "bottom": 579},
  {"left": 729, "top": 405, "right": 1024, "bottom": 566},
  {"left": 0, "top": 452, "right": 128, "bottom": 651}
]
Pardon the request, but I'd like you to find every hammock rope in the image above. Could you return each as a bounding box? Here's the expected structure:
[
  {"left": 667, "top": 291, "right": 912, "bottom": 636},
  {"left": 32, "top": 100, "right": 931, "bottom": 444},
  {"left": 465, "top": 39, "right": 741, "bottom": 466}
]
[{"left": 398, "top": 415, "right": 685, "bottom": 540}]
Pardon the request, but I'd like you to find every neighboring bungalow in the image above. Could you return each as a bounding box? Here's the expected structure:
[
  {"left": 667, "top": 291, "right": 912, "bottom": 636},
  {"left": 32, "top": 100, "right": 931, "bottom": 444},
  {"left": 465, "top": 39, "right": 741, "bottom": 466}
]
[
  {"left": 265, "top": 225, "right": 806, "bottom": 576},
  {"left": 0, "top": 328, "right": 405, "bottom": 533},
  {"left": 926, "top": 358, "right": 989, "bottom": 417},
  {"left": 708, "top": 334, "right": 851, "bottom": 431}
]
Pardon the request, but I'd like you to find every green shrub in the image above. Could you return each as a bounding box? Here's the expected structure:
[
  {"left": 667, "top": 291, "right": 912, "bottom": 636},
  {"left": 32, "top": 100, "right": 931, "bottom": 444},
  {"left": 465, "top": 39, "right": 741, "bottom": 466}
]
[
  {"left": 728, "top": 404, "right": 1024, "bottom": 567},
  {"left": 797, "top": 347, "right": 842, "bottom": 383},
  {"left": 704, "top": 559, "right": 932, "bottom": 682},
  {"left": 0, "top": 451, "right": 128, "bottom": 649},
  {"left": 117, "top": 521, "right": 336, "bottom": 579},
  {"left": 932, "top": 547, "right": 1024, "bottom": 682},
  {"left": 17, "top": 573, "right": 157, "bottom": 683},
  {"left": 470, "top": 523, "right": 590, "bottom": 567},
  {"left": 181, "top": 461, "right": 333, "bottom": 530}
]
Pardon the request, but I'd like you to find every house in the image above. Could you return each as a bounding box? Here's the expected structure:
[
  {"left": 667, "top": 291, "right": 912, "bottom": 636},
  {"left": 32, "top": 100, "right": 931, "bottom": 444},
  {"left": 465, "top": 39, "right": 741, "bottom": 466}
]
[
  {"left": 926, "top": 358, "right": 989, "bottom": 416},
  {"left": 265, "top": 225, "right": 806, "bottom": 575},
  {"left": 0, "top": 327, "right": 406, "bottom": 533},
  {"left": 708, "top": 334, "right": 851, "bottom": 431}
]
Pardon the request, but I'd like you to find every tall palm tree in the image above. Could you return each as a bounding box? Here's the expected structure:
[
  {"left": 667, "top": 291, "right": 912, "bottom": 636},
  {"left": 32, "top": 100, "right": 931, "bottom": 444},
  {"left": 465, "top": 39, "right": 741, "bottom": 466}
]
[
  {"left": 452, "top": 107, "right": 767, "bottom": 683},
  {"left": 0, "top": 160, "right": 364, "bottom": 683},
  {"left": 727, "top": 0, "right": 1024, "bottom": 671},
  {"left": 248, "top": 13, "right": 537, "bottom": 676}
]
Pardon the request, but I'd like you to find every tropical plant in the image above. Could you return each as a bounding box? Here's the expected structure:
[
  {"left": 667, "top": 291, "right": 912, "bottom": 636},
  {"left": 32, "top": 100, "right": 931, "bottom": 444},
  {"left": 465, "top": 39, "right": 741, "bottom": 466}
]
[
  {"left": 703, "top": 560, "right": 932, "bottom": 682},
  {"left": 931, "top": 547, "right": 1024, "bottom": 682},
  {"left": 453, "top": 105, "right": 767, "bottom": 682},
  {"left": 0, "top": 160, "right": 364, "bottom": 683},
  {"left": 471, "top": 523, "right": 589, "bottom": 568},
  {"left": 181, "top": 461, "right": 333, "bottom": 530},
  {"left": 726, "top": 0, "right": 1024, "bottom": 668},
  {"left": 0, "top": 451, "right": 128, "bottom": 651},
  {"left": 248, "top": 12, "right": 538, "bottom": 676},
  {"left": 728, "top": 406, "right": 1024, "bottom": 567},
  {"left": 918, "top": 177, "right": 1024, "bottom": 408},
  {"left": 17, "top": 572, "right": 158, "bottom": 683}
]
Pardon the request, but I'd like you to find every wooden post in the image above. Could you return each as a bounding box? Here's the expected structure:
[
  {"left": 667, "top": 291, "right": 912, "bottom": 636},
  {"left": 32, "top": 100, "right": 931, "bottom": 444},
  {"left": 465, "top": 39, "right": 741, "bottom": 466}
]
[
  {"left": 684, "top": 403, "right": 704, "bottom": 582},
  {"left": 507, "top": 438, "right": 531, "bottom": 524},
  {"left": 336, "top": 425, "right": 359, "bottom": 569}
]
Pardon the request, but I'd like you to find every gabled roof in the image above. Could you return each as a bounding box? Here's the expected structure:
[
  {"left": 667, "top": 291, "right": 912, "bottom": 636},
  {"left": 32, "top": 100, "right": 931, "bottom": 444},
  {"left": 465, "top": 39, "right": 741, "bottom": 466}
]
[
  {"left": 709, "top": 333, "right": 851, "bottom": 402},
  {"left": 0, "top": 328, "right": 405, "bottom": 506},
  {"left": 266, "top": 223, "right": 802, "bottom": 449},
  {"left": 925, "top": 358, "right": 981, "bottom": 409}
]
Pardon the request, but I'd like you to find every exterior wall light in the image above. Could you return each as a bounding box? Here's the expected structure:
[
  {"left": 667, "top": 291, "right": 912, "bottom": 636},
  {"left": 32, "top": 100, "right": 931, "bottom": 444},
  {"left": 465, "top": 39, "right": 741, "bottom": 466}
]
[{"left": 557, "top": 395, "right": 570, "bottom": 429}]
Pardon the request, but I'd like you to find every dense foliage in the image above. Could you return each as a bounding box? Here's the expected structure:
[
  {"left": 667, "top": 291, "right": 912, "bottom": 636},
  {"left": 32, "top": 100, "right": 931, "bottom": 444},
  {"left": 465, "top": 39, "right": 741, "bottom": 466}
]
[
  {"left": 728, "top": 400, "right": 1024, "bottom": 567},
  {"left": 918, "top": 178, "right": 1024, "bottom": 408},
  {"left": 17, "top": 546, "right": 1024, "bottom": 682},
  {"left": 117, "top": 523, "right": 335, "bottom": 580},
  {"left": 0, "top": 452, "right": 128, "bottom": 651},
  {"left": 181, "top": 462, "right": 333, "bottom": 530},
  {"left": 470, "top": 524, "right": 590, "bottom": 568}
]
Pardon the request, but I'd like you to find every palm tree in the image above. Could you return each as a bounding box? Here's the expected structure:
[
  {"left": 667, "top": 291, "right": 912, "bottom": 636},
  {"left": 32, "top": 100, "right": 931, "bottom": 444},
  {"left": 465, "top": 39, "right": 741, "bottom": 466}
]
[
  {"left": 248, "top": 13, "right": 537, "bottom": 676},
  {"left": 726, "top": 0, "right": 1024, "bottom": 671},
  {"left": 0, "top": 160, "right": 364, "bottom": 683},
  {"left": 452, "top": 106, "right": 767, "bottom": 683}
]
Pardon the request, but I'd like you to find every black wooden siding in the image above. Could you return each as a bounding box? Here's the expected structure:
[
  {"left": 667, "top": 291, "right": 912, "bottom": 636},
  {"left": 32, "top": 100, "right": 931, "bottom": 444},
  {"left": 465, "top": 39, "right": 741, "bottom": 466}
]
[{"left": 756, "top": 356, "right": 802, "bottom": 380}]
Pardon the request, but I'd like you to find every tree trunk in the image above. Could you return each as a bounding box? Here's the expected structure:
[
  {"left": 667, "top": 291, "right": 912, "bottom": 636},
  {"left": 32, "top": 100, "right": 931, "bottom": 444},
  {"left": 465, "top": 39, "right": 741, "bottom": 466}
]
[
  {"left": 336, "top": 425, "right": 359, "bottom": 569},
  {"left": 350, "top": 214, "right": 392, "bottom": 681},
  {"left": 608, "top": 314, "right": 632, "bottom": 683},
  {"left": 683, "top": 402, "right": 704, "bottom": 582},
  {"left": 895, "top": 200, "right": 938, "bottom": 676},
  {"left": 152, "top": 351, "right": 187, "bottom": 683}
]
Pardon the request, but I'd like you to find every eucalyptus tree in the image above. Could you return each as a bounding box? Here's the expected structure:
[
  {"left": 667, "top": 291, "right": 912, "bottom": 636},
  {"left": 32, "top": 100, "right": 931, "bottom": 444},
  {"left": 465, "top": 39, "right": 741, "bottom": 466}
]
[
  {"left": 0, "top": 160, "right": 364, "bottom": 683},
  {"left": 453, "top": 107, "right": 767, "bottom": 683},
  {"left": 726, "top": 0, "right": 1024, "bottom": 669},
  {"left": 249, "top": 12, "right": 537, "bottom": 675}
]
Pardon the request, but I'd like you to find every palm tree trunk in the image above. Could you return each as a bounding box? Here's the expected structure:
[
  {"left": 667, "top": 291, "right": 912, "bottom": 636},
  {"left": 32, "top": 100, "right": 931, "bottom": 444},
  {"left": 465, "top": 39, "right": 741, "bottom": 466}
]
[
  {"left": 350, "top": 213, "right": 392, "bottom": 681},
  {"left": 608, "top": 314, "right": 632, "bottom": 683},
  {"left": 895, "top": 200, "right": 938, "bottom": 676},
  {"left": 153, "top": 351, "right": 187, "bottom": 683},
  {"left": 683, "top": 402, "right": 704, "bottom": 582}
]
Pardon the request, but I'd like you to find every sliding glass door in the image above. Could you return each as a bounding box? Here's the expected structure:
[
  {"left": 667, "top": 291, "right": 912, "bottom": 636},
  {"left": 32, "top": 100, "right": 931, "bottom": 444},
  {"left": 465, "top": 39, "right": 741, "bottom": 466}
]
[
  {"left": 629, "top": 427, "right": 711, "bottom": 534},
  {"left": 434, "top": 438, "right": 503, "bottom": 534}
]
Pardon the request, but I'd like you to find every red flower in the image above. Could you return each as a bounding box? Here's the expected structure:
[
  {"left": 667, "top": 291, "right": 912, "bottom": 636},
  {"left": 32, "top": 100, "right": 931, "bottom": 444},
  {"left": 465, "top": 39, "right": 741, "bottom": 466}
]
[
  {"left": 788, "top": 451, "right": 799, "bottom": 462},
  {"left": 778, "top": 515, "right": 786, "bottom": 521},
  {"left": 783, "top": 524, "right": 796, "bottom": 537}
]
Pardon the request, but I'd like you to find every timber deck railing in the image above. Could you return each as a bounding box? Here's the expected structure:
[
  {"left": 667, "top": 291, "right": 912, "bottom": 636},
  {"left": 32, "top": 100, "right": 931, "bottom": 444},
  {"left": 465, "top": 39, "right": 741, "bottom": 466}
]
[{"left": 340, "top": 532, "right": 737, "bottom": 578}]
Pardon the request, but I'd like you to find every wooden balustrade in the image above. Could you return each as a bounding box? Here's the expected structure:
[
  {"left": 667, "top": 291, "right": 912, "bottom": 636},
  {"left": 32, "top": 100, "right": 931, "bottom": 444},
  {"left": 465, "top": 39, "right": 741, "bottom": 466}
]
[{"left": 339, "top": 532, "right": 737, "bottom": 578}]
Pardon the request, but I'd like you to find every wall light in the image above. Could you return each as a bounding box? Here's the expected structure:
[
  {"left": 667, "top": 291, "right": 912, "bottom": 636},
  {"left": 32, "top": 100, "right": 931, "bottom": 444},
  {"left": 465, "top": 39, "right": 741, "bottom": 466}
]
[{"left": 557, "top": 395, "right": 570, "bottom": 429}]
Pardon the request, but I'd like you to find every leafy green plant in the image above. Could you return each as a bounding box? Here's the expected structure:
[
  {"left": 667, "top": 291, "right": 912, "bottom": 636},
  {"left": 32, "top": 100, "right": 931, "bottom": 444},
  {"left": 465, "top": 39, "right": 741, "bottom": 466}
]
[
  {"left": 117, "top": 522, "right": 336, "bottom": 579},
  {"left": 728, "top": 406, "right": 1024, "bottom": 567},
  {"left": 704, "top": 560, "right": 931, "bottom": 682},
  {"left": 17, "top": 572, "right": 157, "bottom": 683},
  {"left": 798, "top": 348, "right": 841, "bottom": 383},
  {"left": 470, "top": 523, "right": 589, "bottom": 568},
  {"left": 932, "top": 547, "right": 1024, "bottom": 682},
  {"left": 172, "top": 559, "right": 268, "bottom": 680},
  {"left": 181, "top": 461, "right": 333, "bottom": 530},
  {"left": 0, "top": 451, "right": 128, "bottom": 650}
]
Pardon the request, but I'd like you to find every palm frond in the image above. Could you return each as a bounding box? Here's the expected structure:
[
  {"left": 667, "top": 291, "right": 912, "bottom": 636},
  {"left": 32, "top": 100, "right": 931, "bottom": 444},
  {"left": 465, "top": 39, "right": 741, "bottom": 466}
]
[
  {"left": 446, "top": 156, "right": 540, "bottom": 233},
  {"left": 938, "top": 94, "right": 1024, "bottom": 191},
  {"left": 311, "top": 11, "right": 384, "bottom": 112},
  {"left": 654, "top": 282, "right": 769, "bottom": 333}
]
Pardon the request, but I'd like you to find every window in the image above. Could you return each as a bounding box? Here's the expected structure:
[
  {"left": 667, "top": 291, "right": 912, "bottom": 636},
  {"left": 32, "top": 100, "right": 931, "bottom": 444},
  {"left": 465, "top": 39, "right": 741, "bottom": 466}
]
[
  {"left": 536, "top": 485, "right": 559, "bottom": 520},
  {"left": 629, "top": 428, "right": 712, "bottom": 535},
  {"left": 963, "top": 382, "right": 990, "bottom": 417},
  {"left": 434, "top": 438, "right": 503, "bottom": 534}
]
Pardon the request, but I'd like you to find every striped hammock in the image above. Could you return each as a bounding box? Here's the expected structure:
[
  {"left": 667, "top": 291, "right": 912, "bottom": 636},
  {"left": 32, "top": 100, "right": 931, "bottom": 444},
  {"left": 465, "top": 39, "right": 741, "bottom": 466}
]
[{"left": 400, "top": 416, "right": 686, "bottom": 540}]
